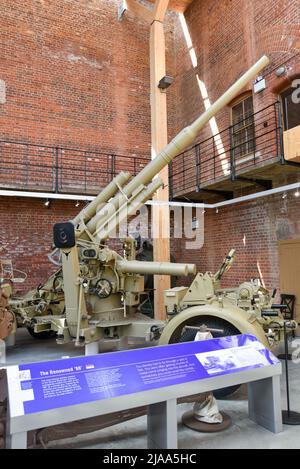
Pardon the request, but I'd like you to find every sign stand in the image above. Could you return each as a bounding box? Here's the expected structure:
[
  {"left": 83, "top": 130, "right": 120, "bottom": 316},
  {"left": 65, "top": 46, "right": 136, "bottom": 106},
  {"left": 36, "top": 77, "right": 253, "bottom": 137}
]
[
  {"left": 4, "top": 334, "right": 283, "bottom": 449},
  {"left": 181, "top": 325, "right": 232, "bottom": 433},
  {"left": 281, "top": 321, "right": 300, "bottom": 425},
  {"left": 148, "top": 399, "right": 177, "bottom": 449},
  {"left": 277, "top": 320, "right": 293, "bottom": 361}
]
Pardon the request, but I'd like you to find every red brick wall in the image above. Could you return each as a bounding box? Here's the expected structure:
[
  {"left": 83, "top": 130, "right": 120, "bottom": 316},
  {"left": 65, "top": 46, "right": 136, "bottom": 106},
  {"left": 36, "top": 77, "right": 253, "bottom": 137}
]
[
  {"left": 0, "top": 197, "right": 77, "bottom": 293},
  {"left": 172, "top": 189, "right": 300, "bottom": 296},
  {"left": 0, "top": 0, "right": 176, "bottom": 292},
  {"left": 172, "top": 0, "right": 300, "bottom": 138},
  {"left": 169, "top": 0, "right": 300, "bottom": 294},
  {"left": 0, "top": 0, "right": 175, "bottom": 156}
]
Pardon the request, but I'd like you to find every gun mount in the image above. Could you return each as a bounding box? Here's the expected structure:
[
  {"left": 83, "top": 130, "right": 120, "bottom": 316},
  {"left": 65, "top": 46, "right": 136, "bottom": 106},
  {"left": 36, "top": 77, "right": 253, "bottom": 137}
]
[
  {"left": 7, "top": 56, "right": 275, "bottom": 350},
  {"left": 161, "top": 249, "right": 297, "bottom": 351}
]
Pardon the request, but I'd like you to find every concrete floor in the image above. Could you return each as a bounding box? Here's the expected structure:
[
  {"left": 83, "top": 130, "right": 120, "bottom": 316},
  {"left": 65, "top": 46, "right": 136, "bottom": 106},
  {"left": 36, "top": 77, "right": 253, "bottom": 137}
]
[{"left": 4, "top": 329, "right": 300, "bottom": 449}]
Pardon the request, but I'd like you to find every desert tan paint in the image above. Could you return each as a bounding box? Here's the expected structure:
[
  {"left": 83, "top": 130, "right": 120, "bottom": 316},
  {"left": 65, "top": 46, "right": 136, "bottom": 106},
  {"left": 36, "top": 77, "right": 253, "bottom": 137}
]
[
  {"left": 283, "top": 125, "right": 300, "bottom": 163},
  {"left": 279, "top": 239, "right": 300, "bottom": 334}
]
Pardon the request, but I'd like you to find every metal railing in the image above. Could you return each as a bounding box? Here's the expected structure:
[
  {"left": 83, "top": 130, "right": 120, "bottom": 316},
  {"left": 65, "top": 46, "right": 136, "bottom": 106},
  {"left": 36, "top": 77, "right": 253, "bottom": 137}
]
[
  {"left": 0, "top": 102, "right": 284, "bottom": 199},
  {"left": 169, "top": 102, "right": 283, "bottom": 199},
  {"left": 0, "top": 142, "right": 149, "bottom": 195}
]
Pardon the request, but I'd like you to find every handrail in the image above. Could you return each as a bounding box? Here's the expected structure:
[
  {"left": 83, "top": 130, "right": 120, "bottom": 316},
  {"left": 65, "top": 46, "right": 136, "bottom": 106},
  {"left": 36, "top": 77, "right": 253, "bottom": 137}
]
[
  {"left": 0, "top": 102, "right": 283, "bottom": 199},
  {"left": 0, "top": 141, "right": 149, "bottom": 195},
  {"left": 169, "top": 101, "right": 282, "bottom": 198}
]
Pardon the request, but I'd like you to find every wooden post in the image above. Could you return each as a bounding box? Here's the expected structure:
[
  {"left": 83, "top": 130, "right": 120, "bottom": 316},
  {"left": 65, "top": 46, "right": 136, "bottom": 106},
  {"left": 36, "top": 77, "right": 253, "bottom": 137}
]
[
  {"left": 120, "top": 0, "right": 171, "bottom": 320},
  {"left": 150, "top": 0, "right": 171, "bottom": 320}
]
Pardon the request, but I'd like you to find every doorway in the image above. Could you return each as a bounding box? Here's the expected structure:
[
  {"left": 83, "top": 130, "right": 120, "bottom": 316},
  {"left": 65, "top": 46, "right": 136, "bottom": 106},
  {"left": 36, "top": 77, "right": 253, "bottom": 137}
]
[{"left": 278, "top": 239, "right": 300, "bottom": 335}]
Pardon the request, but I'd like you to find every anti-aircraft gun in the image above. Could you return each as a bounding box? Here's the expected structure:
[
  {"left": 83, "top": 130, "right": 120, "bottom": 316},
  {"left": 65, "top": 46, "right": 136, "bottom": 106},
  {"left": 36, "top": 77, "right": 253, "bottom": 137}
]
[{"left": 8, "top": 56, "right": 272, "bottom": 349}]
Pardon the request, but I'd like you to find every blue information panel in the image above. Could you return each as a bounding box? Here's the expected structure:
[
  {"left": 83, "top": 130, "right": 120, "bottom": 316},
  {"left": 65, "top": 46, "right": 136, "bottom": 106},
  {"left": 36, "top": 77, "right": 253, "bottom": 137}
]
[{"left": 6, "top": 334, "right": 279, "bottom": 417}]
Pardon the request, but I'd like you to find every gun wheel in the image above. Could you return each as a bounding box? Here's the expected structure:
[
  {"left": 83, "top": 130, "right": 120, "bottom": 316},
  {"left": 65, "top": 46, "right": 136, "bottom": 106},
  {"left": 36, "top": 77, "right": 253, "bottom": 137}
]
[{"left": 170, "top": 316, "right": 241, "bottom": 399}]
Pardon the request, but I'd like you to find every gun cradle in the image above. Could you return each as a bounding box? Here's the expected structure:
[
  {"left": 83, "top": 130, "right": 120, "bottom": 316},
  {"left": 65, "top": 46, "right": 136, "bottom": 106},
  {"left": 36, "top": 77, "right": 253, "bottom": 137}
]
[{"left": 163, "top": 250, "right": 297, "bottom": 348}]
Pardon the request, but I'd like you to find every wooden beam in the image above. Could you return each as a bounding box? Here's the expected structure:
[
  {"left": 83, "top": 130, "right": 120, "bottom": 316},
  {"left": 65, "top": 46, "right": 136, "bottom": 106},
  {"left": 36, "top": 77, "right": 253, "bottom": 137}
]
[
  {"left": 152, "top": 0, "right": 170, "bottom": 22},
  {"left": 150, "top": 5, "right": 171, "bottom": 320},
  {"left": 123, "top": 0, "right": 171, "bottom": 319},
  {"left": 124, "top": 0, "right": 153, "bottom": 23}
]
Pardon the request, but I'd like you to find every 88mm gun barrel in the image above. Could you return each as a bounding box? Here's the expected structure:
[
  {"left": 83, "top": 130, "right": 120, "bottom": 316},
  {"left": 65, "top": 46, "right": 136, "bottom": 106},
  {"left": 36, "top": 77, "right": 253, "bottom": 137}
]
[
  {"left": 86, "top": 55, "right": 270, "bottom": 240},
  {"left": 72, "top": 171, "right": 132, "bottom": 228}
]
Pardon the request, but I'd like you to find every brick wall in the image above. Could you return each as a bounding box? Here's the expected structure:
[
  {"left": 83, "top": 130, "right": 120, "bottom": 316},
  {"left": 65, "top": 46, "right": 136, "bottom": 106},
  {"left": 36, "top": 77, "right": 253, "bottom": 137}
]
[
  {"left": 1, "top": 0, "right": 300, "bottom": 299},
  {"left": 0, "top": 0, "right": 175, "bottom": 156},
  {"left": 171, "top": 190, "right": 300, "bottom": 294},
  {"left": 169, "top": 0, "right": 300, "bottom": 294},
  {"left": 172, "top": 0, "right": 300, "bottom": 138}
]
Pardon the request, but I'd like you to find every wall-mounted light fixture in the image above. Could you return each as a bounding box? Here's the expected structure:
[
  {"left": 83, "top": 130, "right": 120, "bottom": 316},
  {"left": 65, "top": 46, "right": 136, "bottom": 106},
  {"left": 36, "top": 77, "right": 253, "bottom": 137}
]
[
  {"left": 75, "top": 200, "right": 80, "bottom": 207},
  {"left": 44, "top": 198, "right": 50, "bottom": 208},
  {"left": 275, "top": 66, "right": 286, "bottom": 77},
  {"left": 158, "top": 76, "right": 174, "bottom": 90},
  {"left": 118, "top": 2, "right": 127, "bottom": 21}
]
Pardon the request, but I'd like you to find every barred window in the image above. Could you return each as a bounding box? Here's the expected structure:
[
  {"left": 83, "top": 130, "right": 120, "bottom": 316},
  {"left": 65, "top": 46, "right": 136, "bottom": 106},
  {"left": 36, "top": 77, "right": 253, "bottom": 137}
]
[{"left": 231, "top": 95, "right": 255, "bottom": 158}]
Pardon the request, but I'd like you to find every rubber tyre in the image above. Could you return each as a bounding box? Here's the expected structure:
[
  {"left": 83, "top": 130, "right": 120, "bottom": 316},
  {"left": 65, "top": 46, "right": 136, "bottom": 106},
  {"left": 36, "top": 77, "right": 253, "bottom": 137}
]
[
  {"left": 178, "top": 317, "right": 241, "bottom": 399},
  {"left": 26, "top": 327, "right": 56, "bottom": 340}
]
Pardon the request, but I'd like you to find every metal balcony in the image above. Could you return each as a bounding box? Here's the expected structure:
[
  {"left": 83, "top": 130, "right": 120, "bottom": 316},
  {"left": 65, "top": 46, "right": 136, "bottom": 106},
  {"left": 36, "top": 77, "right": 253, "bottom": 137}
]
[
  {"left": 0, "top": 142, "right": 149, "bottom": 196},
  {"left": 1, "top": 101, "right": 299, "bottom": 202},
  {"left": 169, "top": 101, "right": 300, "bottom": 202}
]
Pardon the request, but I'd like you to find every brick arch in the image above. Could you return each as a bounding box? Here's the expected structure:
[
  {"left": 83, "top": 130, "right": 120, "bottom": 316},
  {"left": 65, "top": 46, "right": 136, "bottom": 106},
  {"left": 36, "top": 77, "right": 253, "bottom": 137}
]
[
  {"left": 271, "top": 72, "right": 300, "bottom": 95},
  {"left": 227, "top": 90, "right": 253, "bottom": 109}
]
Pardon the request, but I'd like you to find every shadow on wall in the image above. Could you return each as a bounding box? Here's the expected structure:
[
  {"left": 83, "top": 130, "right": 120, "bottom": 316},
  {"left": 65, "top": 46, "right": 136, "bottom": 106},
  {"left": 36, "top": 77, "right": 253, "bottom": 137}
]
[{"left": 276, "top": 219, "right": 300, "bottom": 240}]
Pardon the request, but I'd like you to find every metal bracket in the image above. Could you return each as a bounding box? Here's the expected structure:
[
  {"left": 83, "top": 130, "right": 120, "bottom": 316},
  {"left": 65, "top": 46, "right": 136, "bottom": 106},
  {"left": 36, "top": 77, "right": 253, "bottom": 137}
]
[
  {"left": 281, "top": 159, "right": 300, "bottom": 168},
  {"left": 115, "top": 181, "right": 129, "bottom": 200}
]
